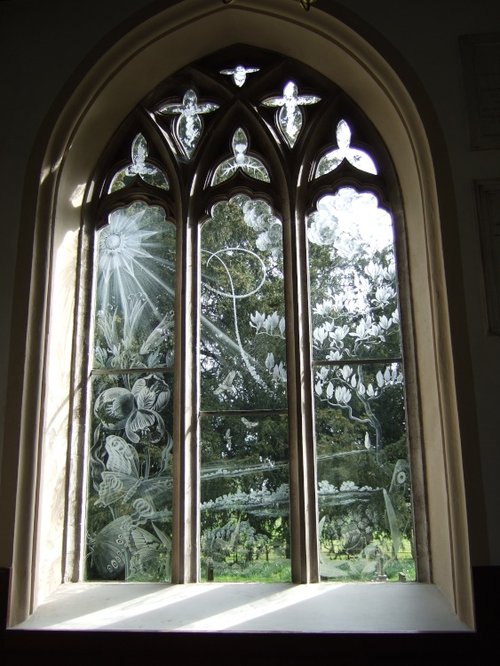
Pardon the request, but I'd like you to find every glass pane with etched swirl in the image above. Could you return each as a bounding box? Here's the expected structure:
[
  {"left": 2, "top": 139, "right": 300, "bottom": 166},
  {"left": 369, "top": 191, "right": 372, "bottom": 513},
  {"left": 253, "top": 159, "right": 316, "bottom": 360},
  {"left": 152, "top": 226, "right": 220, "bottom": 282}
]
[
  {"left": 199, "top": 193, "right": 290, "bottom": 582},
  {"left": 200, "top": 195, "right": 287, "bottom": 412}
]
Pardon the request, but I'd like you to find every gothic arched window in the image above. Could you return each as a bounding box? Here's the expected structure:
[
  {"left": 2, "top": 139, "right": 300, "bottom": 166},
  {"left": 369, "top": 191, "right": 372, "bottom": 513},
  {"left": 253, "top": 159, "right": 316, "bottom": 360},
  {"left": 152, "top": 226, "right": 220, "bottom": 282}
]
[
  {"left": 3, "top": 0, "right": 477, "bottom": 632},
  {"left": 82, "top": 47, "right": 419, "bottom": 585}
]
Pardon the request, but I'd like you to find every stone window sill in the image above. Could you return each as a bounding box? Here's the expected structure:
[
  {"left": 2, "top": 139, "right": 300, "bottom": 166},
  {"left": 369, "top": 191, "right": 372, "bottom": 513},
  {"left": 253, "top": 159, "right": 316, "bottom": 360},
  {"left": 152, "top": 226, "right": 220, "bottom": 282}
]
[{"left": 12, "top": 582, "right": 471, "bottom": 633}]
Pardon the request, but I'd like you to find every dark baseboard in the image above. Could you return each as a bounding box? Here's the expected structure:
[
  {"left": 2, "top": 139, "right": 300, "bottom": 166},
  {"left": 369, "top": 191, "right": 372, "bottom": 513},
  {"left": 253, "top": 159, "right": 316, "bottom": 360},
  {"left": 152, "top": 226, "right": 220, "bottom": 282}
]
[
  {"left": 0, "top": 568, "right": 9, "bottom": 633},
  {"left": 473, "top": 565, "right": 500, "bottom": 636},
  {"left": 0, "top": 566, "right": 498, "bottom": 664}
]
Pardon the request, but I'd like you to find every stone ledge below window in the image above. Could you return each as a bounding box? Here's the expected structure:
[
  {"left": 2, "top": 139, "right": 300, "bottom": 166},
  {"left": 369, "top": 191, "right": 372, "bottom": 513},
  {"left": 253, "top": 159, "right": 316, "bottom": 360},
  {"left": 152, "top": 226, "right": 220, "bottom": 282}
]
[{"left": 12, "top": 582, "right": 471, "bottom": 633}]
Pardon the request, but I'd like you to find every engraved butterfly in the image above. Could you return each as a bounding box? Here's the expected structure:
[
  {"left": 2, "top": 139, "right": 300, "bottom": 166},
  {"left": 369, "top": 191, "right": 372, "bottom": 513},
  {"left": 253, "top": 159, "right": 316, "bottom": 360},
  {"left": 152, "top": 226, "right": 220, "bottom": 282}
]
[
  {"left": 89, "top": 513, "right": 170, "bottom": 579},
  {"left": 96, "top": 434, "right": 171, "bottom": 509},
  {"left": 214, "top": 370, "right": 238, "bottom": 396}
]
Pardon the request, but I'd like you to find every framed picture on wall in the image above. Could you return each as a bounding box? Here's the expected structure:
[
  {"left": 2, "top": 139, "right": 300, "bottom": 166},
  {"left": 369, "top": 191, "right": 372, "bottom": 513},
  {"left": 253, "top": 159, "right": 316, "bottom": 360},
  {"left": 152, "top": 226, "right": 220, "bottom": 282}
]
[
  {"left": 460, "top": 33, "right": 500, "bottom": 150},
  {"left": 475, "top": 179, "right": 500, "bottom": 335}
]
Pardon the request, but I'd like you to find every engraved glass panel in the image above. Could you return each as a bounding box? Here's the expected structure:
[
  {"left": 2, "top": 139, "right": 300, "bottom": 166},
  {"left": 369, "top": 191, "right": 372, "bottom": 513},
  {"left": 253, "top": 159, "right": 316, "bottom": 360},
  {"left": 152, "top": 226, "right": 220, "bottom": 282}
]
[
  {"left": 316, "top": 120, "right": 377, "bottom": 177},
  {"left": 200, "top": 414, "right": 290, "bottom": 582},
  {"left": 93, "top": 202, "right": 176, "bottom": 370},
  {"left": 200, "top": 193, "right": 290, "bottom": 582},
  {"left": 200, "top": 195, "right": 287, "bottom": 411},
  {"left": 308, "top": 187, "right": 415, "bottom": 582},
  {"left": 156, "top": 90, "right": 219, "bottom": 159},
  {"left": 220, "top": 65, "right": 260, "bottom": 87},
  {"left": 109, "top": 134, "right": 169, "bottom": 192},
  {"left": 86, "top": 372, "right": 173, "bottom": 581},
  {"left": 308, "top": 188, "right": 400, "bottom": 362},
  {"left": 85, "top": 201, "right": 175, "bottom": 582},
  {"left": 211, "top": 128, "right": 270, "bottom": 185},
  {"left": 262, "top": 81, "right": 320, "bottom": 148}
]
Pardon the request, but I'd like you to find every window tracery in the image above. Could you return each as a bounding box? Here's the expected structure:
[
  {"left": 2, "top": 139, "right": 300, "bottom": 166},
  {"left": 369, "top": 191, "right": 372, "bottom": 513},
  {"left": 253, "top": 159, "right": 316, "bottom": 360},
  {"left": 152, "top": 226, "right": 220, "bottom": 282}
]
[{"left": 84, "top": 48, "right": 415, "bottom": 586}]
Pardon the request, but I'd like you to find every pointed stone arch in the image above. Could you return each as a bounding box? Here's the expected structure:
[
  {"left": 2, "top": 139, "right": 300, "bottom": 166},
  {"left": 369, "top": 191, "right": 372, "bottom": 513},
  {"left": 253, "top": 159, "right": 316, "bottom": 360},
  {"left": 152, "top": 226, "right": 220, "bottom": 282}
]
[{"left": 1, "top": 0, "right": 475, "bottom": 628}]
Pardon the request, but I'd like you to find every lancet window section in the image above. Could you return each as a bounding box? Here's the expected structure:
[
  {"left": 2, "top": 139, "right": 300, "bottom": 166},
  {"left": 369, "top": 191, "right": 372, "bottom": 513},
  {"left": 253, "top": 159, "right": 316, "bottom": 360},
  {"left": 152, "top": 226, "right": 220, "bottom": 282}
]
[{"left": 82, "top": 49, "right": 416, "bottom": 586}]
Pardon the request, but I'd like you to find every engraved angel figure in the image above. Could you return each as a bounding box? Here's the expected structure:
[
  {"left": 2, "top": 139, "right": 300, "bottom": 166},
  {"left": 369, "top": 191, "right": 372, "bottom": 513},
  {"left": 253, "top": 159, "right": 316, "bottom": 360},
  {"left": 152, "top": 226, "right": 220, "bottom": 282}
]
[
  {"left": 157, "top": 89, "right": 219, "bottom": 158},
  {"left": 262, "top": 81, "right": 320, "bottom": 147}
]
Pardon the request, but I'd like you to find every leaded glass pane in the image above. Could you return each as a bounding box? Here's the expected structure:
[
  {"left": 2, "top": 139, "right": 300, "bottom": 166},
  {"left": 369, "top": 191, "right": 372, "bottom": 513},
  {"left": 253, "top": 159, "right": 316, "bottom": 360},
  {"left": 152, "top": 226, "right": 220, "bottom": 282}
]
[
  {"left": 316, "top": 120, "right": 377, "bottom": 177},
  {"left": 261, "top": 81, "right": 320, "bottom": 148},
  {"left": 219, "top": 65, "right": 260, "bottom": 87},
  {"left": 200, "top": 195, "right": 287, "bottom": 411},
  {"left": 86, "top": 200, "right": 175, "bottom": 582},
  {"left": 156, "top": 89, "right": 219, "bottom": 158},
  {"left": 86, "top": 372, "right": 173, "bottom": 581},
  {"left": 200, "top": 414, "right": 290, "bottom": 582},
  {"left": 108, "top": 134, "right": 169, "bottom": 192},
  {"left": 308, "top": 188, "right": 401, "bottom": 362},
  {"left": 211, "top": 128, "right": 270, "bottom": 185},
  {"left": 93, "top": 202, "right": 176, "bottom": 370},
  {"left": 308, "top": 188, "right": 415, "bottom": 582}
]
